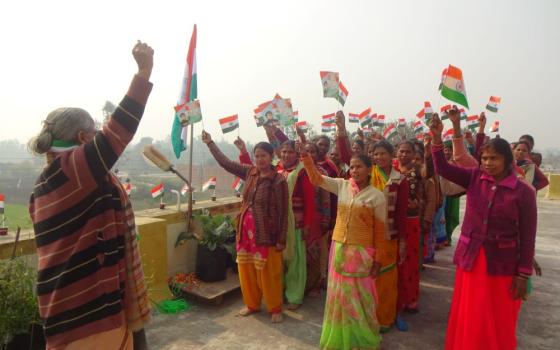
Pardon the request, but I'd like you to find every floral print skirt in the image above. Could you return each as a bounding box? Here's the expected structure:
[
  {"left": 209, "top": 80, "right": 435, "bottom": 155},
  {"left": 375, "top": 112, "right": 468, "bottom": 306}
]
[{"left": 319, "top": 241, "right": 381, "bottom": 350}]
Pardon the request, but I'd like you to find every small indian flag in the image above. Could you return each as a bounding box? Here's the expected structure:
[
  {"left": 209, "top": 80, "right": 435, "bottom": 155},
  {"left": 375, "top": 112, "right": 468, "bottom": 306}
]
[
  {"left": 443, "top": 128, "right": 454, "bottom": 143},
  {"left": 293, "top": 111, "right": 299, "bottom": 123},
  {"left": 322, "top": 113, "right": 336, "bottom": 124},
  {"left": 320, "top": 71, "right": 340, "bottom": 98},
  {"left": 219, "top": 114, "right": 239, "bottom": 134},
  {"left": 398, "top": 117, "right": 406, "bottom": 127},
  {"left": 181, "top": 183, "right": 190, "bottom": 196},
  {"left": 416, "top": 102, "right": 432, "bottom": 121},
  {"left": 0, "top": 194, "right": 5, "bottom": 214},
  {"left": 151, "top": 183, "right": 164, "bottom": 199},
  {"left": 359, "top": 108, "right": 371, "bottom": 128},
  {"left": 362, "top": 127, "right": 373, "bottom": 138},
  {"left": 416, "top": 133, "right": 425, "bottom": 141},
  {"left": 459, "top": 108, "right": 467, "bottom": 121},
  {"left": 440, "top": 64, "right": 469, "bottom": 108},
  {"left": 383, "top": 124, "right": 398, "bottom": 140},
  {"left": 336, "top": 81, "right": 348, "bottom": 106},
  {"left": 349, "top": 113, "right": 360, "bottom": 123},
  {"left": 489, "top": 120, "right": 500, "bottom": 133},
  {"left": 123, "top": 182, "right": 132, "bottom": 196},
  {"left": 370, "top": 113, "right": 378, "bottom": 126},
  {"left": 486, "top": 96, "right": 501, "bottom": 113},
  {"left": 376, "top": 114, "right": 385, "bottom": 126},
  {"left": 466, "top": 115, "right": 479, "bottom": 130},
  {"left": 438, "top": 67, "right": 448, "bottom": 91},
  {"left": 202, "top": 177, "right": 217, "bottom": 191},
  {"left": 296, "top": 121, "right": 309, "bottom": 132},
  {"left": 440, "top": 104, "right": 452, "bottom": 120},
  {"left": 424, "top": 102, "right": 433, "bottom": 118},
  {"left": 416, "top": 108, "right": 425, "bottom": 120},
  {"left": 232, "top": 177, "right": 244, "bottom": 192},
  {"left": 413, "top": 120, "right": 425, "bottom": 134},
  {"left": 322, "top": 122, "right": 336, "bottom": 133}
]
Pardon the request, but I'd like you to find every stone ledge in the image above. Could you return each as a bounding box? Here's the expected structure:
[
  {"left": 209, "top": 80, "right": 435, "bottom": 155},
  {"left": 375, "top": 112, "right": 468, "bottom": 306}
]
[{"left": 1, "top": 197, "right": 242, "bottom": 260}]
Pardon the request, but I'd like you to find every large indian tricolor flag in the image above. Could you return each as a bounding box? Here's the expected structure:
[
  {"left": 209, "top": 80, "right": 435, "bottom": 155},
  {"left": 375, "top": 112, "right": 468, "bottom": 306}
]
[
  {"left": 151, "top": 183, "right": 164, "bottom": 199},
  {"left": 202, "top": 177, "right": 217, "bottom": 191},
  {"left": 172, "top": 24, "right": 198, "bottom": 159},
  {"left": 219, "top": 114, "right": 239, "bottom": 134},
  {"left": 486, "top": 96, "right": 501, "bottom": 113},
  {"left": 440, "top": 65, "right": 469, "bottom": 109}
]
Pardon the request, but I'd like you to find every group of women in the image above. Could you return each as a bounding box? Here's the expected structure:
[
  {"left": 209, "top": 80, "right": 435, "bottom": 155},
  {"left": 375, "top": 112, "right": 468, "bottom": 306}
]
[
  {"left": 26, "top": 39, "right": 545, "bottom": 350},
  {"left": 203, "top": 106, "right": 545, "bottom": 350}
]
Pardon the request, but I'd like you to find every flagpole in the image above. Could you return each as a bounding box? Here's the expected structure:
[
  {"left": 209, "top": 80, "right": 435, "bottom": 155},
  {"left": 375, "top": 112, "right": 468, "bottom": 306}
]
[{"left": 186, "top": 123, "right": 194, "bottom": 231}]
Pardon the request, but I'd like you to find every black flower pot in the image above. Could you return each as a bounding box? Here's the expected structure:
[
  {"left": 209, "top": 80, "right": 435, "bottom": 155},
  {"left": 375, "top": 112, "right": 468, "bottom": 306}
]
[{"left": 195, "top": 244, "right": 228, "bottom": 282}]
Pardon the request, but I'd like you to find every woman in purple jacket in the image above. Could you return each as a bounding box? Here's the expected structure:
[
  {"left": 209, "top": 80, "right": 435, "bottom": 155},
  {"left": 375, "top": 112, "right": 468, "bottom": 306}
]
[{"left": 430, "top": 109, "right": 537, "bottom": 350}]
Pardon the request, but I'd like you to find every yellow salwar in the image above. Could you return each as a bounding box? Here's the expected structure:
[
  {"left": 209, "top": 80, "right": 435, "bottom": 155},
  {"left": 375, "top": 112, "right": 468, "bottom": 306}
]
[
  {"left": 371, "top": 166, "right": 399, "bottom": 328},
  {"left": 238, "top": 247, "right": 284, "bottom": 314}
]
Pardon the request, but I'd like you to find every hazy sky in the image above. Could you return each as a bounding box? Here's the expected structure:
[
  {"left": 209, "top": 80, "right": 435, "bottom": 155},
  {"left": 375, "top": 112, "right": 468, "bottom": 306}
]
[{"left": 1, "top": 0, "right": 559, "bottom": 151}]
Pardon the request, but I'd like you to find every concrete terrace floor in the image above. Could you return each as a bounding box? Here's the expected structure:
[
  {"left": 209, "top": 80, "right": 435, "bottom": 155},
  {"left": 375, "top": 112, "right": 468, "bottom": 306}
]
[{"left": 145, "top": 199, "right": 560, "bottom": 350}]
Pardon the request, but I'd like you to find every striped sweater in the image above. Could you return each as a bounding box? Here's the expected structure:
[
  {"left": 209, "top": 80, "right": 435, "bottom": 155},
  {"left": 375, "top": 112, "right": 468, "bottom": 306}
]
[{"left": 29, "top": 75, "right": 152, "bottom": 348}]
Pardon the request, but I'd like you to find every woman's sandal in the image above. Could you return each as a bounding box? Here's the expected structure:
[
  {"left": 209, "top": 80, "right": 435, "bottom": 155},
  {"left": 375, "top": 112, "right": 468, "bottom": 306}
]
[
  {"left": 270, "top": 313, "right": 283, "bottom": 323},
  {"left": 286, "top": 303, "right": 301, "bottom": 310},
  {"left": 238, "top": 307, "right": 259, "bottom": 317}
]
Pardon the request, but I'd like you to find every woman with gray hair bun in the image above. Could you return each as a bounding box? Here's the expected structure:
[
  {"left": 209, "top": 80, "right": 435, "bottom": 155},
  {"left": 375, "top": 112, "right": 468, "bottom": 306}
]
[{"left": 28, "top": 41, "right": 154, "bottom": 350}]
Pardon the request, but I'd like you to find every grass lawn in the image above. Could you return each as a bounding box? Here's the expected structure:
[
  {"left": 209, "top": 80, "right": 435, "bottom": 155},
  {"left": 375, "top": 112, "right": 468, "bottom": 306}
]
[{"left": 2, "top": 203, "right": 33, "bottom": 232}]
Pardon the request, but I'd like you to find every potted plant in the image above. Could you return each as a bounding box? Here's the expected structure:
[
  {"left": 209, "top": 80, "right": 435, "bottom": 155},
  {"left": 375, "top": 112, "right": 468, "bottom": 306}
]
[
  {"left": 175, "top": 210, "right": 236, "bottom": 283},
  {"left": 0, "top": 257, "right": 44, "bottom": 350}
]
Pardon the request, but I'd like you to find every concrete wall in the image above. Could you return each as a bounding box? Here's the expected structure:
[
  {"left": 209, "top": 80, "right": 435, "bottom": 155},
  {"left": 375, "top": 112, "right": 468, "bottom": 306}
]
[
  {"left": 1, "top": 197, "right": 242, "bottom": 303},
  {"left": 546, "top": 173, "right": 560, "bottom": 199}
]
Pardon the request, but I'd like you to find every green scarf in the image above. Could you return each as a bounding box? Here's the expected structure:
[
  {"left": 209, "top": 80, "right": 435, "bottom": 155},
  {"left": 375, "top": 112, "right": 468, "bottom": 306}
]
[{"left": 50, "top": 139, "right": 79, "bottom": 153}]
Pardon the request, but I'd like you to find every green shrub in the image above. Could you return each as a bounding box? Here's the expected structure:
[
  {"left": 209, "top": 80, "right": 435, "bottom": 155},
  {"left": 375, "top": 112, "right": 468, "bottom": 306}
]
[{"left": 0, "top": 258, "right": 39, "bottom": 347}]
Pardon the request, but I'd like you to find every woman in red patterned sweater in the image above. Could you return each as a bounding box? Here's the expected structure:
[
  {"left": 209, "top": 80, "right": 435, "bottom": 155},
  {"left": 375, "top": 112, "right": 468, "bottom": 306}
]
[{"left": 28, "top": 42, "right": 153, "bottom": 350}]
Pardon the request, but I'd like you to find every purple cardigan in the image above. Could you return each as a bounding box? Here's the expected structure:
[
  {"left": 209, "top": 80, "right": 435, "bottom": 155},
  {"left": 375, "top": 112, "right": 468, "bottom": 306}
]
[{"left": 432, "top": 143, "right": 537, "bottom": 276}]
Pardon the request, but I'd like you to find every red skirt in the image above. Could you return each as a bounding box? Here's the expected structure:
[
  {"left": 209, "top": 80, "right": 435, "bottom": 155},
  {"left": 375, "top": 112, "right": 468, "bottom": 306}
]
[
  {"left": 445, "top": 249, "right": 522, "bottom": 350},
  {"left": 397, "top": 216, "right": 420, "bottom": 311}
]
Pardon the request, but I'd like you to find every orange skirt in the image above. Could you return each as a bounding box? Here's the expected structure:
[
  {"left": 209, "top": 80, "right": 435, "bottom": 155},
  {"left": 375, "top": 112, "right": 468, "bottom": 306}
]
[{"left": 445, "top": 249, "right": 522, "bottom": 350}]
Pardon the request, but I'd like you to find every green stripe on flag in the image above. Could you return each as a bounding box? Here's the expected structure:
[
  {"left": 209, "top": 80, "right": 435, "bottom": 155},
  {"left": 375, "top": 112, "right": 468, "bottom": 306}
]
[
  {"left": 441, "top": 85, "right": 469, "bottom": 109},
  {"left": 190, "top": 74, "right": 197, "bottom": 101},
  {"left": 222, "top": 124, "right": 238, "bottom": 134},
  {"left": 171, "top": 115, "right": 186, "bottom": 159},
  {"left": 486, "top": 104, "right": 498, "bottom": 113}
]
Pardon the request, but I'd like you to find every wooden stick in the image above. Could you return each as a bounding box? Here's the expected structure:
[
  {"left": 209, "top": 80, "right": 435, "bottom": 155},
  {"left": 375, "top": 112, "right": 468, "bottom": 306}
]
[{"left": 11, "top": 226, "right": 21, "bottom": 259}]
